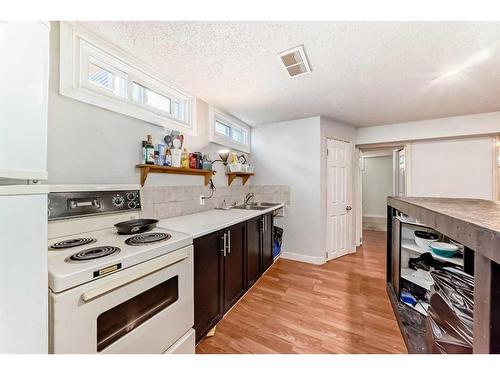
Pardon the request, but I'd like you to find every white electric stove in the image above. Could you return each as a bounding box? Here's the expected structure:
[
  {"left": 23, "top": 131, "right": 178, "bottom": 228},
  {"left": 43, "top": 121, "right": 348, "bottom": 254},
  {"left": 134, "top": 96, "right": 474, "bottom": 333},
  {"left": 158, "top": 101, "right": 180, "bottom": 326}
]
[{"left": 47, "top": 185, "right": 195, "bottom": 354}]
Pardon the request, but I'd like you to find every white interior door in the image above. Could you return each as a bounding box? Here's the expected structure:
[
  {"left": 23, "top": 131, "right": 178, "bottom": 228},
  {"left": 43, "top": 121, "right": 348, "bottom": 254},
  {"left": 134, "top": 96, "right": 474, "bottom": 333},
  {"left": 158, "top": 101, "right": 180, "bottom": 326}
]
[{"left": 326, "top": 139, "right": 353, "bottom": 260}]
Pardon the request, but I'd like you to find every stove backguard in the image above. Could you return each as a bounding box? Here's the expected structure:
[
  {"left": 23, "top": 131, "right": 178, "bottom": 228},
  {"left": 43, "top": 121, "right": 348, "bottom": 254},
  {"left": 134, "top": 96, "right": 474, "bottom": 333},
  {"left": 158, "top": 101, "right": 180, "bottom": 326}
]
[{"left": 48, "top": 190, "right": 141, "bottom": 221}]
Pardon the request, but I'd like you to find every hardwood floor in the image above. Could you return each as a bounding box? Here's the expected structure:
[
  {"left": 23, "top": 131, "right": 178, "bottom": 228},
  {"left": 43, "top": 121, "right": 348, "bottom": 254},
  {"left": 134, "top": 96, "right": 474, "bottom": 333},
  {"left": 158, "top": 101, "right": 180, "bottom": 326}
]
[{"left": 196, "top": 230, "right": 407, "bottom": 354}]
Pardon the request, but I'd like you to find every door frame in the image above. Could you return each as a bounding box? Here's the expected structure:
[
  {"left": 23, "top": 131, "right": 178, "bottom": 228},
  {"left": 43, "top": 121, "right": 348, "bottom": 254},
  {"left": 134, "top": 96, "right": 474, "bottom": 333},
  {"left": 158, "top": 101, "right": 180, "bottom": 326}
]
[
  {"left": 493, "top": 135, "right": 500, "bottom": 200},
  {"left": 355, "top": 143, "right": 408, "bottom": 244}
]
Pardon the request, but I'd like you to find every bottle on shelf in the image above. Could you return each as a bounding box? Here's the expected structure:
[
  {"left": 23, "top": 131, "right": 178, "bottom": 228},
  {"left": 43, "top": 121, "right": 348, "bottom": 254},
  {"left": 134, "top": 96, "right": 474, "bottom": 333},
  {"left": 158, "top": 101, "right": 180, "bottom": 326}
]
[
  {"left": 165, "top": 149, "right": 172, "bottom": 166},
  {"left": 189, "top": 153, "right": 197, "bottom": 169},
  {"left": 171, "top": 149, "right": 182, "bottom": 167},
  {"left": 195, "top": 152, "right": 203, "bottom": 169},
  {"left": 181, "top": 148, "right": 189, "bottom": 168},
  {"left": 157, "top": 143, "right": 166, "bottom": 166},
  {"left": 141, "top": 141, "right": 148, "bottom": 164},
  {"left": 145, "top": 135, "right": 155, "bottom": 165}
]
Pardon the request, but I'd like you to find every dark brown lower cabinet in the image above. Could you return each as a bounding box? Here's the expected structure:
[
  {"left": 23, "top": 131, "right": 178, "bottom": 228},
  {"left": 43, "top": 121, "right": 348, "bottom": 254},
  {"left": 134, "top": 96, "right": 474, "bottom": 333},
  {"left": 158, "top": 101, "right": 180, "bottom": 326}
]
[
  {"left": 261, "top": 212, "right": 274, "bottom": 272},
  {"left": 246, "top": 215, "right": 262, "bottom": 289},
  {"left": 194, "top": 211, "right": 277, "bottom": 343},
  {"left": 223, "top": 222, "right": 246, "bottom": 313},
  {"left": 193, "top": 230, "right": 224, "bottom": 343}
]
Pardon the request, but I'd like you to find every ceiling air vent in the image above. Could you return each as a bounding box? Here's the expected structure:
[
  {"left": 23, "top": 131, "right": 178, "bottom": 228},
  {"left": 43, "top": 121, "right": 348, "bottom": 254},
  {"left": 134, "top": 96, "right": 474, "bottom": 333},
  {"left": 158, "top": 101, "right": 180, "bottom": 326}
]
[{"left": 278, "top": 45, "right": 311, "bottom": 78}]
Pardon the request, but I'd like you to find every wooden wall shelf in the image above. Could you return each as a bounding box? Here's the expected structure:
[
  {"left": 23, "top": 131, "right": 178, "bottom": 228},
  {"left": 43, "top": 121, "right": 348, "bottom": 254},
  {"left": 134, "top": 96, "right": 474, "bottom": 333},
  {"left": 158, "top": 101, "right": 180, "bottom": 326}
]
[
  {"left": 136, "top": 164, "right": 214, "bottom": 186},
  {"left": 226, "top": 172, "right": 254, "bottom": 186}
]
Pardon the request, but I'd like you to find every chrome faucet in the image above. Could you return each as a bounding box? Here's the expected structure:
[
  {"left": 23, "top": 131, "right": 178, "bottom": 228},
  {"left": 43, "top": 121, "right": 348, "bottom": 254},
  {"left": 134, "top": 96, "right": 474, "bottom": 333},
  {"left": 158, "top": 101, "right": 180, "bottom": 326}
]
[{"left": 244, "top": 193, "right": 255, "bottom": 205}]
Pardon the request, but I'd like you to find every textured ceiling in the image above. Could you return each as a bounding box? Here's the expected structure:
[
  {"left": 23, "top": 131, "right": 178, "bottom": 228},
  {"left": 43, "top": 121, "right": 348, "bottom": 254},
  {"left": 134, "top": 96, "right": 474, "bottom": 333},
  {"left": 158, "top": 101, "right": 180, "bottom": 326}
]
[{"left": 79, "top": 21, "right": 500, "bottom": 127}]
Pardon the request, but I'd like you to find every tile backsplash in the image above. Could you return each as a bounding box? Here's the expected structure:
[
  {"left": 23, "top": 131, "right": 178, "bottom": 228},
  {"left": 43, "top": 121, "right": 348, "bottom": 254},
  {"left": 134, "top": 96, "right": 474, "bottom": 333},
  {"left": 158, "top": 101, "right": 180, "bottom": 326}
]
[{"left": 141, "top": 185, "right": 290, "bottom": 219}]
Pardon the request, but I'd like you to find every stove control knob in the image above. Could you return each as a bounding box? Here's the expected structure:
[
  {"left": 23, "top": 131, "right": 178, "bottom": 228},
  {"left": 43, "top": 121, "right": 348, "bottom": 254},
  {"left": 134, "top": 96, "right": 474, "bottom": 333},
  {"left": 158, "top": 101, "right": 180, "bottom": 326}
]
[
  {"left": 127, "top": 192, "right": 136, "bottom": 201},
  {"left": 128, "top": 201, "right": 137, "bottom": 209},
  {"left": 112, "top": 195, "right": 125, "bottom": 208}
]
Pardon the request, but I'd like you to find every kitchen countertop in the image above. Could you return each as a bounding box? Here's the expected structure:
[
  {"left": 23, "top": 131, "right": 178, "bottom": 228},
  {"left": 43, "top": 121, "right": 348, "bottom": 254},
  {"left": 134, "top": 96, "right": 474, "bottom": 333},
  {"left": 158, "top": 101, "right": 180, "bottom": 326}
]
[
  {"left": 159, "top": 204, "right": 284, "bottom": 239},
  {"left": 388, "top": 196, "right": 500, "bottom": 264}
]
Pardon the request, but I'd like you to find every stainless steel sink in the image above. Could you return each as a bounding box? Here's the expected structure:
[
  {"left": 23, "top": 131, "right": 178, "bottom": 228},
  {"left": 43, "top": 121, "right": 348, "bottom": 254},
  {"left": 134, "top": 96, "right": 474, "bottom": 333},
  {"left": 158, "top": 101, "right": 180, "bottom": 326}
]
[
  {"left": 232, "top": 204, "right": 268, "bottom": 210},
  {"left": 259, "top": 202, "right": 281, "bottom": 207},
  {"left": 232, "top": 202, "right": 281, "bottom": 210}
]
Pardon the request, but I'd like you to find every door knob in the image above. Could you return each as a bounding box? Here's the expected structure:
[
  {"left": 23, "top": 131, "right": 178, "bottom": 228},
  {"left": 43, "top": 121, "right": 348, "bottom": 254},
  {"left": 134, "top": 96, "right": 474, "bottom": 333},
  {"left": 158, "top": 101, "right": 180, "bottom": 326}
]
[{"left": 346, "top": 206, "right": 352, "bottom": 211}]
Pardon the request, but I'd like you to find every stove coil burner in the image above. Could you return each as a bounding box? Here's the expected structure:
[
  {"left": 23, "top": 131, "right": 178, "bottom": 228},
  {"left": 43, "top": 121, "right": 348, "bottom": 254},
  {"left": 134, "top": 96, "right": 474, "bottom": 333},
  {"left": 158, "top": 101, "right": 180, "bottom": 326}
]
[
  {"left": 50, "top": 238, "right": 97, "bottom": 250},
  {"left": 125, "top": 232, "right": 171, "bottom": 246},
  {"left": 65, "top": 246, "right": 121, "bottom": 263}
]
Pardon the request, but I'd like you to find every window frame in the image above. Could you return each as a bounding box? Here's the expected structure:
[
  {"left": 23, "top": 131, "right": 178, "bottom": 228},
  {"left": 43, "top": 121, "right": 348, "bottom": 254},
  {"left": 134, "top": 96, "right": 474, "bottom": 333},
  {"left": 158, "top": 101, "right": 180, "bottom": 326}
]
[
  {"left": 81, "top": 47, "right": 128, "bottom": 98},
  {"left": 60, "top": 22, "right": 197, "bottom": 135},
  {"left": 209, "top": 107, "right": 251, "bottom": 153}
]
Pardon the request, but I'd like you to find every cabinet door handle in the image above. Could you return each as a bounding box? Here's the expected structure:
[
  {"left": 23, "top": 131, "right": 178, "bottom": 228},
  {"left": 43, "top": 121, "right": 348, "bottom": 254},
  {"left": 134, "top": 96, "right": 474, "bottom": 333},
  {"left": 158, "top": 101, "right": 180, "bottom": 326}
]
[
  {"left": 227, "top": 230, "right": 231, "bottom": 254},
  {"left": 221, "top": 232, "right": 227, "bottom": 257},
  {"left": 264, "top": 216, "right": 267, "bottom": 232}
]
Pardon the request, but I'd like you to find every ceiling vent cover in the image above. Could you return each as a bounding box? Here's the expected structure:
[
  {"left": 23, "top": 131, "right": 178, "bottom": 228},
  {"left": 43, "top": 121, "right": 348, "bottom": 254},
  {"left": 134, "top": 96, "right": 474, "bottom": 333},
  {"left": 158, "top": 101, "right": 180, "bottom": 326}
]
[{"left": 278, "top": 45, "right": 311, "bottom": 78}]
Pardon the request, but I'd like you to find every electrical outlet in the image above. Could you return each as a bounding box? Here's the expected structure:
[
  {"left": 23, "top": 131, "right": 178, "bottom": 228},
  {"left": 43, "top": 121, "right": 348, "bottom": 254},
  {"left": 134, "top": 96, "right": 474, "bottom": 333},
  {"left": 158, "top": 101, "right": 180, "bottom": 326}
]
[{"left": 199, "top": 195, "right": 205, "bottom": 205}]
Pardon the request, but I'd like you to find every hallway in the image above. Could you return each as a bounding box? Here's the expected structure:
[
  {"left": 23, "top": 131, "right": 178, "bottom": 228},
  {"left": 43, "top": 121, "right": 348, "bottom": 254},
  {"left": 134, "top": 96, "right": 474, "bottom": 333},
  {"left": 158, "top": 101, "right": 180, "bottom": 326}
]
[{"left": 196, "top": 230, "right": 407, "bottom": 354}]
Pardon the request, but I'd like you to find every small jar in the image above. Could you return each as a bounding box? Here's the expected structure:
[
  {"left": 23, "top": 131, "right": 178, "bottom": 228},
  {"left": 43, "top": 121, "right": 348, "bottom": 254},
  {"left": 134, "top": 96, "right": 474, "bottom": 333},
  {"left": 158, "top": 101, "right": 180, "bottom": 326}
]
[{"left": 189, "top": 153, "right": 198, "bottom": 169}]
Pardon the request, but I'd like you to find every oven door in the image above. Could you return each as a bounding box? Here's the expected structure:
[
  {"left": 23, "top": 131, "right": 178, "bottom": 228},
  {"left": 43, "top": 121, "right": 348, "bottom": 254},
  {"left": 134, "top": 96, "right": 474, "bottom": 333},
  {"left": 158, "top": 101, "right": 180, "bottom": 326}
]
[{"left": 50, "top": 245, "right": 193, "bottom": 354}]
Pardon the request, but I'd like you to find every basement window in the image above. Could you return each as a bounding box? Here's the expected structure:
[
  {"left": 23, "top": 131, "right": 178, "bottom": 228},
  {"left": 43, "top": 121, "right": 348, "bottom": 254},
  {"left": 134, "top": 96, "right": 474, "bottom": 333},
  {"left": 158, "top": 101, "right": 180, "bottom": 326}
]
[
  {"left": 215, "top": 120, "right": 231, "bottom": 137},
  {"left": 60, "top": 22, "right": 196, "bottom": 134},
  {"left": 210, "top": 107, "right": 250, "bottom": 153},
  {"left": 132, "top": 82, "right": 172, "bottom": 116},
  {"left": 86, "top": 58, "right": 127, "bottom": 97}
]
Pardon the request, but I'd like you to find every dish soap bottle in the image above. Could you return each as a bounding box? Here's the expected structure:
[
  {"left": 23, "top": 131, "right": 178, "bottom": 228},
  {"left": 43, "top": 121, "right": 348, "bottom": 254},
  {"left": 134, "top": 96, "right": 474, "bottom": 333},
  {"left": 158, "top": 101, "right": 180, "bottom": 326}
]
[{"left": 145, "top": 135, "right": 155, "bottom": 165}]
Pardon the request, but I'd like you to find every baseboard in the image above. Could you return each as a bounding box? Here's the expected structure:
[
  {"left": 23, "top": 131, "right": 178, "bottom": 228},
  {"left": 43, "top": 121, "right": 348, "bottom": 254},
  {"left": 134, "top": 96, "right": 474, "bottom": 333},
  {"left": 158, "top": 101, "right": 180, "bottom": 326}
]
[
  {"left": 280, "top": 251, "right": 325, "bottom": 265},
  {"left": 325, "top": 247, "right": 356, "bottom": 261},
  {"left": 363, "top": 215, "right": 387, "bottom": 231}
]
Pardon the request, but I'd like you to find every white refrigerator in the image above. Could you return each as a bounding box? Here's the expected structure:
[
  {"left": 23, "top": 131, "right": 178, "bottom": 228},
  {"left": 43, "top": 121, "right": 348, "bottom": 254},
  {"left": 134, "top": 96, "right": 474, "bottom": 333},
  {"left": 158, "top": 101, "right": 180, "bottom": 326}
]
[{"left": 0, "top": 21, "right": 50, "bottom": 353}]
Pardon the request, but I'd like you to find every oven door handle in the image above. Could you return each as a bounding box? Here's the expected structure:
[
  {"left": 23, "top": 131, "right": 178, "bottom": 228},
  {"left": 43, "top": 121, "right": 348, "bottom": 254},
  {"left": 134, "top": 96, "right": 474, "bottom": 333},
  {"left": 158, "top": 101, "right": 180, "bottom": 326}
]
[{"left": 81, "top": 248, "right": 188, "bottom": 303}]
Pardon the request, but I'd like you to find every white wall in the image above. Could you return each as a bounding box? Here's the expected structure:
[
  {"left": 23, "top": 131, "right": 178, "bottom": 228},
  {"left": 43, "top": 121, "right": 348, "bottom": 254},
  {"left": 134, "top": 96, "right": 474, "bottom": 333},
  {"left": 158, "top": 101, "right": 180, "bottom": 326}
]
[
  {"left": 409, "top": 137, "right": 494, "bottom": 199},
  {"left": 362, "top": 156, "right": 393, "bottom": 217},
  {"left": 355, "top": 111, "right": 498, "bottom": 201},
  {"left": 251, "top": 117, "right": 322, "bottom": 264},
  {"left": 47, "top": 22, "right": 243, "bottom": 188},
  {"left": 356, "top": 111, "right": 500, "bottom": 145},
  {"left": 251, "top": 116, "right": 357, "bottom": 264}
]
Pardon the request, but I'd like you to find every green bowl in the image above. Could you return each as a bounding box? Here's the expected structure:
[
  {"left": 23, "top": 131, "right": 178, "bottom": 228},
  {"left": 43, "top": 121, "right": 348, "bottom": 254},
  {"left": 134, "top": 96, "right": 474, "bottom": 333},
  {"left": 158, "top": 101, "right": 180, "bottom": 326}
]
[
  {"left": 431, "top": 248, "right": 456, "bottom": 258},
  {"left": 430, "top": 242, "right": 458, "bottom": 258}
]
